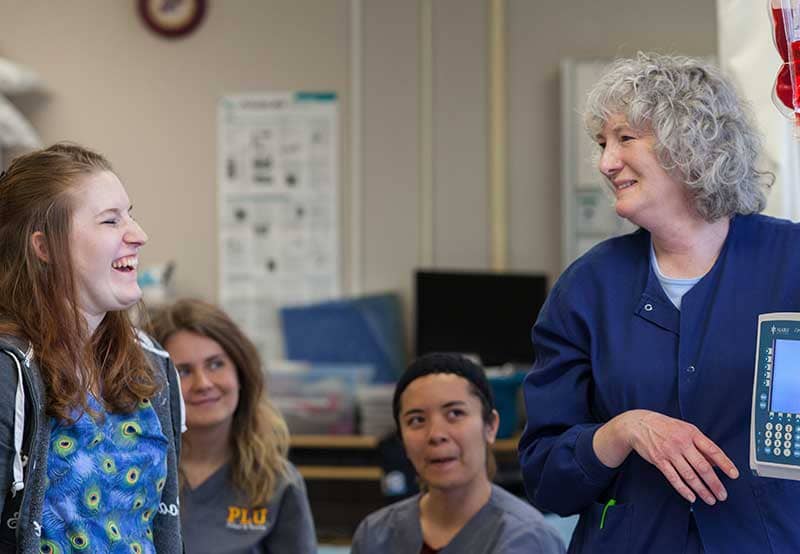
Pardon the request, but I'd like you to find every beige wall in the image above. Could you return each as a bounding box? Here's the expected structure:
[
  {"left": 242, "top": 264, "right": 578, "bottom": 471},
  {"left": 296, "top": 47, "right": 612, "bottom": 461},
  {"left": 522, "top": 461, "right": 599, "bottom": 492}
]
[
  {"left": 0, "top": 1, "right": 350, "bottom": 301},
  {"left": 361, "top": 0, "right": 717, "bottom": 348},
  {"left": 0, "top": 0, "right": 718, "bottom": 351},
  {"left": 507, "top": 0, "right": 718, "bottom": 276}
]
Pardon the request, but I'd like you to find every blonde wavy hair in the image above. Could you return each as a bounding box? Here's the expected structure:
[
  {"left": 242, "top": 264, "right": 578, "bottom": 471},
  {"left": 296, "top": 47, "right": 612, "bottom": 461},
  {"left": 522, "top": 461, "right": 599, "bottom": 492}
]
[{"left": 150, "top": 298, "right": 289, "bottom": 506}]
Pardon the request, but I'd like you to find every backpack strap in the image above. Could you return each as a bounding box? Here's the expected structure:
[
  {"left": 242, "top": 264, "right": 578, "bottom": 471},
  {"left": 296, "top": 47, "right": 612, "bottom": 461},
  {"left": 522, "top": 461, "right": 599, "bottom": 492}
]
[
  {"left": 0, "top": 347, "right": 32, "bottom": 546},
  {"left": 136, "top": 328, "right": 169, "bottom": 358},
  {"left": 2, "top": 349, "right": 26, "bottom": 496},
  {"left": 136, "top": 328, "right": 186, "bottom": 436}
]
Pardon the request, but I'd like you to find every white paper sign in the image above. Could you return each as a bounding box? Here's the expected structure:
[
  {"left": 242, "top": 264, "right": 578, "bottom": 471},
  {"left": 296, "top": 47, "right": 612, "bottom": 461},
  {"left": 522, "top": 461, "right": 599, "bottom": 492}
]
[{"left": 218, "top": 92, "right": 340, "bottom": 359}]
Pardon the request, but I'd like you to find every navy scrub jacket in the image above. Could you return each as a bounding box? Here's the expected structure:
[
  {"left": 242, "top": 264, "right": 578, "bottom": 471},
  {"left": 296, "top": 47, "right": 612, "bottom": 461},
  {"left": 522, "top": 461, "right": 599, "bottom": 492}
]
[{"left": 519, "top": 214, "right": 800, "bottom": 554}]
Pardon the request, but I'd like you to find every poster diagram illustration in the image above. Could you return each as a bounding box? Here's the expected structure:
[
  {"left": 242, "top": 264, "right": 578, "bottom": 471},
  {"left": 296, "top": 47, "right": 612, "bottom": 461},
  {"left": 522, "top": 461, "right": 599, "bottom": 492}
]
[{"left": 218, "top": 92, "right": 340, "bottom": 359}]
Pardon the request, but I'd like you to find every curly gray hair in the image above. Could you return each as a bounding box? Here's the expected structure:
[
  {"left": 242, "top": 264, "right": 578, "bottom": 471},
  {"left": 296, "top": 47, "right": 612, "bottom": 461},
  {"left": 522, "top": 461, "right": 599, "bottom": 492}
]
[{"left": 584, "top": 52, "right": 772, "bottom": 221}]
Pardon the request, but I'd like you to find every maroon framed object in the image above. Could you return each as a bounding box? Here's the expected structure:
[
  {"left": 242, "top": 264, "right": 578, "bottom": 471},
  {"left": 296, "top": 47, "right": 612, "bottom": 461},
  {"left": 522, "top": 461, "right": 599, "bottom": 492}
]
[{"left": 138, "top": 0, "right": 207, "bottom": 39}]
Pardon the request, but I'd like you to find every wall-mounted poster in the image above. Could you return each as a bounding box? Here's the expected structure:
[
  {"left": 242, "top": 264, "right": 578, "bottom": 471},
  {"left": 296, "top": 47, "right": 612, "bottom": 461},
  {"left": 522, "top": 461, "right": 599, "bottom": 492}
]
[
  {"left": 218, "top": 92, "right": 340, "bottom": 360},
  {"left": 561, "top": 60, "right": 635, "bottom": 267}
]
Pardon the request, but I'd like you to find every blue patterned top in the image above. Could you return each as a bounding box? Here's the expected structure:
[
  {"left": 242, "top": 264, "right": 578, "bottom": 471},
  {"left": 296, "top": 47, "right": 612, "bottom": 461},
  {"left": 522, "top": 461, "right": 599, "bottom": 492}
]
[{"left": 40, "top": 395, "right": 168, "bottom": 554}]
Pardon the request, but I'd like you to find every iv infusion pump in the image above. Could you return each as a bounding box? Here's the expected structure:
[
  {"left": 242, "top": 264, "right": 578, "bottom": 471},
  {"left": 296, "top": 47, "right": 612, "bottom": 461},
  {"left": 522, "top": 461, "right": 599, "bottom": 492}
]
[{"left": 751, "top": 313, "right": 800, "bottom": 480}]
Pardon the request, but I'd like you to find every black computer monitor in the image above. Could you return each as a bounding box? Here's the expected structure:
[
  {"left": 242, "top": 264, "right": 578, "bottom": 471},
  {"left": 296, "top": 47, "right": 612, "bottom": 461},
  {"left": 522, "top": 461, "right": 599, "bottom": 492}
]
[{"left": 415, "top": 270, "right": 548, "bottom": 366}]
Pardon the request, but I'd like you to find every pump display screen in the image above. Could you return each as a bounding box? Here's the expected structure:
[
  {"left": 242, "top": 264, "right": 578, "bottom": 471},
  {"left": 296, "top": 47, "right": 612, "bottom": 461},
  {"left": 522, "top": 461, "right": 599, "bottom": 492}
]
[
  {"left": 751, "top": 314, "right": 800, "bottom": 480},
  {"left": 771, "top": 338, "right": 800, "bottom": 413}
]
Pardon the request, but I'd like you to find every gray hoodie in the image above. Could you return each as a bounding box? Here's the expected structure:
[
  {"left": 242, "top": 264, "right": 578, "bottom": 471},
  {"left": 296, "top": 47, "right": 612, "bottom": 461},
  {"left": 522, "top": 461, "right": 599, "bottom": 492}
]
[{"left": 0, "top": 332, "right": 185, "bottom": 553}]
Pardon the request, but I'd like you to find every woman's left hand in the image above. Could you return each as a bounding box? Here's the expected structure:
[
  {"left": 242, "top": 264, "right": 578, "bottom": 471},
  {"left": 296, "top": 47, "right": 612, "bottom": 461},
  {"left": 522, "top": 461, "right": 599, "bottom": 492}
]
[{"left": 594, "top": 409, "right": 739, "bottom": 505}]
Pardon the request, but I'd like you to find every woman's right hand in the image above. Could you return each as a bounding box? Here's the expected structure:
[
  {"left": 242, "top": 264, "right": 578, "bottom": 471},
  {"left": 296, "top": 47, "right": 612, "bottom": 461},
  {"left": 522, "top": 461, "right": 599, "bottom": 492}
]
[{"left": 593, "top": 409, "right": 739, "bottom": 505}]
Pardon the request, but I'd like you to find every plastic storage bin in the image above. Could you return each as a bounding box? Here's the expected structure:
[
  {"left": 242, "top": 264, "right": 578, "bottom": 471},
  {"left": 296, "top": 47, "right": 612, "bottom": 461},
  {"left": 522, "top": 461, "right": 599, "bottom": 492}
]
[
  {"left": 488, "top": 371, "right": 526, "bottom": 439},
  {"left": 356, "top": 384, "right": 396, "bottom": 438},
  {"left": 269, "top": 364, "right": 374, "bottom": 435}
]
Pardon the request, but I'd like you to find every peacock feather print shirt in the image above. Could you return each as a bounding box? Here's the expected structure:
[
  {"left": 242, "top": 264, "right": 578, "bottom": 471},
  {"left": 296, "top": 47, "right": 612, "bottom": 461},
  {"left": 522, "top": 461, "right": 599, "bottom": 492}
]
[{"left": 40, "top": 395, "right": 168, "bottom": 554}]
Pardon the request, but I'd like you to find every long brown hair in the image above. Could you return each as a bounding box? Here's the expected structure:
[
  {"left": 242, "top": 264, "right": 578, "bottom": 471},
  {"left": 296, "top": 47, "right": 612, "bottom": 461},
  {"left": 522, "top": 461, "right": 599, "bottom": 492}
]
[
  {"left": 150, "top": 298, "right": 290, "bottom": 506},
  {"left": 0, "top": 143, "right": 159, "bottom": 421}
]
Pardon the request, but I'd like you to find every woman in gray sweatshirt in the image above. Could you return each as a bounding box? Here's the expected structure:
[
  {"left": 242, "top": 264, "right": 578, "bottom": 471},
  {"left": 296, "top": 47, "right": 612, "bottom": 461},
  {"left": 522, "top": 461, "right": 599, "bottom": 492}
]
[
  {"left": 351, "top": 353, "right": 564, "bottom": 554},
  {"left": 152, "top": 298, "right": 317, "bottom": 554}
]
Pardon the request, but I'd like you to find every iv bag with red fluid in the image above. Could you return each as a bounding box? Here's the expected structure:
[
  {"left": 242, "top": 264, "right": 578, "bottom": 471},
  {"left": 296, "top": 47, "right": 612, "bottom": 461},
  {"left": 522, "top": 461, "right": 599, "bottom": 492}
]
[{"left": 770, "top": 0, "right": 800, "bottom": 133}]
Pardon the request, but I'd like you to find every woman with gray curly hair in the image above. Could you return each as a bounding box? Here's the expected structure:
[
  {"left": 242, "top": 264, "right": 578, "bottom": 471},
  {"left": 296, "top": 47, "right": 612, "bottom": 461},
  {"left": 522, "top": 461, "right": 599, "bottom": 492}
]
[{"left": 519, "top": 52, "right": 800, "bottom": 553}]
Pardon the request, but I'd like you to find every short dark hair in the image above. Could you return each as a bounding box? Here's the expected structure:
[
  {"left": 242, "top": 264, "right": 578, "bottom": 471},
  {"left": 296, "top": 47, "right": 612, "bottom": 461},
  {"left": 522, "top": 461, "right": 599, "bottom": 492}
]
[
  {"left": 392, "top": 352, "right": 495, "bottom": 430},
  {"left": 392, "top": 352, "right": 498, "bottom": 482}
]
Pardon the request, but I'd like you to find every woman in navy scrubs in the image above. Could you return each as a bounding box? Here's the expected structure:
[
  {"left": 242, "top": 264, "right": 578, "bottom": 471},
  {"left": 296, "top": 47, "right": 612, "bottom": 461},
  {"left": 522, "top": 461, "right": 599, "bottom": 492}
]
[{"left": 519, "top": 52, "right": 800, "bottom": 553}]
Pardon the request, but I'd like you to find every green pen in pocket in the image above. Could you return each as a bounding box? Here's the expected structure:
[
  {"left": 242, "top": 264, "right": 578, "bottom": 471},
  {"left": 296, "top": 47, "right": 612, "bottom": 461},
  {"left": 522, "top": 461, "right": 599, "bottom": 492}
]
[{"left": 599, "top": 498, "right": 617, "bottom": 529}]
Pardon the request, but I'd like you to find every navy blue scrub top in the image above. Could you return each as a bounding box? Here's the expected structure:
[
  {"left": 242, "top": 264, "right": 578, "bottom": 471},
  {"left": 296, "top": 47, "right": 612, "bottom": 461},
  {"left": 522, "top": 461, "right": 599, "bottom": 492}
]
[{"left": 519, "top": 214, "right": 800, "bottom": 554}]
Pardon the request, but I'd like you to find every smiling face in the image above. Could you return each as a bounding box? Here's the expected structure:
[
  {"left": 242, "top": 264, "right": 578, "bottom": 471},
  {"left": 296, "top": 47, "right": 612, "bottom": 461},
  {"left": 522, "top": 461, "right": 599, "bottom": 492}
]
[
  {"left": 596, "top": 113, "right": 693, "bottom": 229},
  {"left": 165, "top": 330, "right": 240, "bottom": 435},
  {"left": 399, "top": 373, "right": 498, "bottom": 494},
  {"left": 68, "top": 171, "right": 148, "bottom": 330}
]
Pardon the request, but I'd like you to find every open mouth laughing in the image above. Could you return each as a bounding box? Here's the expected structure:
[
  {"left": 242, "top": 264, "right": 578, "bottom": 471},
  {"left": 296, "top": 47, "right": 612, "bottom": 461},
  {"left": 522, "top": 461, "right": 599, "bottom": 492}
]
[{"left": 111, "top": 255, "right": 138, "bottom": 273}]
